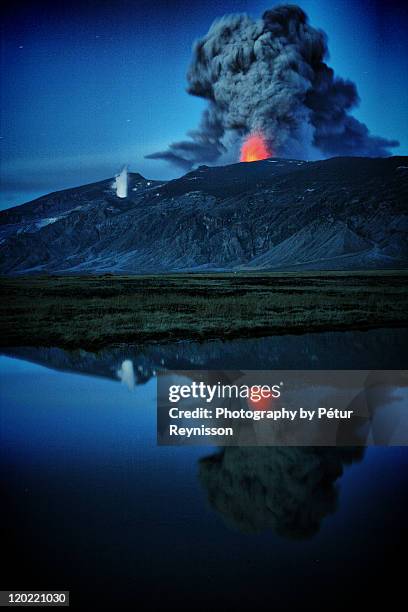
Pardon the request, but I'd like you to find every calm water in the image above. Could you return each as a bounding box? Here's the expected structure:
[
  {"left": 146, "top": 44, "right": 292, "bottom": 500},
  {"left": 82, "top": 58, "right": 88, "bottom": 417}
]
[{"left": 1, "top": 329, "right": 408, "bottom": 606}]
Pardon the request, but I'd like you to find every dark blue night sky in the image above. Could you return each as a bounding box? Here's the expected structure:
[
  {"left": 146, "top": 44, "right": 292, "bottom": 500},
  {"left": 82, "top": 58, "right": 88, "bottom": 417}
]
[{"left": 1, "top": 0, "right": 407, "bottom": 209}]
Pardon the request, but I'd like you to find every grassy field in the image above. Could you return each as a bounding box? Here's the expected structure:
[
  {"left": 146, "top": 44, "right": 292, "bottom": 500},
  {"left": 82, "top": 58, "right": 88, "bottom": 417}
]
[{"left": 0, "top": 270, "right": 407, "bottom": 349}]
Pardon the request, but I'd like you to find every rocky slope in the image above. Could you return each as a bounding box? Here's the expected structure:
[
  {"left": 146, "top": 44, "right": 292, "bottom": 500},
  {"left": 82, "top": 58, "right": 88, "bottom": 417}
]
[{"left": 0, "top": 156, "right": 407, "bottom": 274}]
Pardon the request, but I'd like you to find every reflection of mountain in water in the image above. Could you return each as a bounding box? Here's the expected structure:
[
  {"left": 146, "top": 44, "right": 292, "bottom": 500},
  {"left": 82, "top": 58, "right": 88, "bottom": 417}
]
[
  {"left": 3, "top": 329, "right": 403, "bottom": 539},
  {"left": 199, "top": 446, "right": 364, "bottom": 538},
  {"left": 2, "top": 327, "right": 408, "bottom": 384}
]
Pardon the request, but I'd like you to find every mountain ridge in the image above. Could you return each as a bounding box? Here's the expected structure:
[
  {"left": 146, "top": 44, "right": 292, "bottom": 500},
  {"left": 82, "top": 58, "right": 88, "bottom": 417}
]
[{"left": 0, "top": 156, "right": 407, "bottom": 274}]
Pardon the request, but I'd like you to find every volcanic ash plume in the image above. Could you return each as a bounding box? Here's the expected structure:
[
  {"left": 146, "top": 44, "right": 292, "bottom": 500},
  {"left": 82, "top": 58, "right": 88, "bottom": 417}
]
[{"left": 147, "top": 5, "right": 398, "bottom": 168}]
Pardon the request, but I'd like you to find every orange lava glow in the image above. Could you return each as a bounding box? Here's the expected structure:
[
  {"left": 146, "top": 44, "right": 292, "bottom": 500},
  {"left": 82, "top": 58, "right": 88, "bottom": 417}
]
[{"left": 240, "top": 133, "right": 272, "bottom": 162}]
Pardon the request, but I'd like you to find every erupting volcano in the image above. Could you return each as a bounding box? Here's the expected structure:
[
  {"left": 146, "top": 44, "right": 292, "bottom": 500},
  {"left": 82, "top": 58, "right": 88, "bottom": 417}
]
[{"left": 240, "top": 133, "right": 272, "bottom": 162}]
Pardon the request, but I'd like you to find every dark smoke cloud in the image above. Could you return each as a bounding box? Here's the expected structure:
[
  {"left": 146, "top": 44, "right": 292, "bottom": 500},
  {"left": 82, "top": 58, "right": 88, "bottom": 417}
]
[{"left": 147, "top": 5, "right": 398, "bottom": 168}]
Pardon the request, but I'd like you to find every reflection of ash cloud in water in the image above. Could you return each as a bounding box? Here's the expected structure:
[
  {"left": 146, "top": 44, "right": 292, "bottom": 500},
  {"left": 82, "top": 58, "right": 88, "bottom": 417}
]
[
  {"left": 337, "top": 370, "right": 408, "bottom": 445},
  {"left": 199, "top": 446, "right": 363, "bottom": 538}
]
